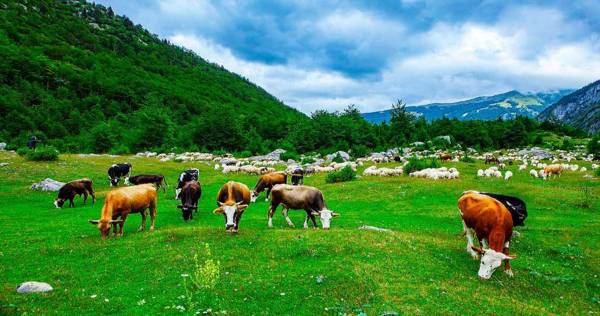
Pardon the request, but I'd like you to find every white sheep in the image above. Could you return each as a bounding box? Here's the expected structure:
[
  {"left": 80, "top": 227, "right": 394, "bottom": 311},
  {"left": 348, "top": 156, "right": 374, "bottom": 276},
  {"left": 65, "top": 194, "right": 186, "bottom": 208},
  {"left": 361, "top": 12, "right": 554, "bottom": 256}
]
[
  {"left": 529, "top": 169, "right": 538, "bottom": 178},
  {"left": 504, "top": 171, "right": 513, "bottom": 180}
]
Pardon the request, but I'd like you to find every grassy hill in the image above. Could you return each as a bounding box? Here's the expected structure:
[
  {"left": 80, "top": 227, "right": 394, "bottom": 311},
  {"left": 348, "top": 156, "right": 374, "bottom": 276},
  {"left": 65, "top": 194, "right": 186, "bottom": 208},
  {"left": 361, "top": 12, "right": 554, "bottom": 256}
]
[
  {"left": 0, "top": 0, "right": 307, "bottom": 153},
  {"left": 0, "top": 152, "right": 598, "bottom": 314}
]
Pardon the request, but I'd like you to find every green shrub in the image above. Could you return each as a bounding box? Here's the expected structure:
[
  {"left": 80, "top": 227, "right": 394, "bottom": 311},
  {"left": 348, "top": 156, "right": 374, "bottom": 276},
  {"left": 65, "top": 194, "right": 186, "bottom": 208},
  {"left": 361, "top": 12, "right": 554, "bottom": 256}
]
[
  {"left": 404, "top": 156, "right": 440, "bottom": 173},
  {"left": 280, "top": 151, "right": 300, "bottom": 161},
  {"left": 325, "top": 165, "right": 356, "bottom": 183},
  {"left": 109, "top": 145, "right": 130, "bottom": 155},
  {"left": 237, "top": 150, "right": 252, "bottom": 158},
  {"left": 429, "top": 157, "right": 441, "bottom": 168},
  {"left": 25, "top": 146, "right": 59, "bottom": 161},
  {"left": 595, "top": 168, "right": 600, "bottom": 177},
  {"left": 332, "top": 153, "right": 345, "bottom": 163},
  {"left": 300, "top": 156, "right": 315, "bottom": 164},
  {"left": 351, "top": 145, "right": 370, "bottom": 159},
  {"left": 212, "top": 149, "right": 227, "bottom": 156},
  {"left": 16, "top": 147, "right": 30, "bottom": 156},
  {"left": 460, "top": 155, "right": 476, "bottom": 163}
]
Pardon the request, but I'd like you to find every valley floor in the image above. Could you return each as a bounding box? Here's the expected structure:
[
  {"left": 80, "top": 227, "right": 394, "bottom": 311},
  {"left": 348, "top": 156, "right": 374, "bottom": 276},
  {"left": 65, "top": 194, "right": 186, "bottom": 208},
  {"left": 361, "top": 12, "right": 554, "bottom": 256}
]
[{"left": 0, "top": 152, "right": 599, "bottom": 315}]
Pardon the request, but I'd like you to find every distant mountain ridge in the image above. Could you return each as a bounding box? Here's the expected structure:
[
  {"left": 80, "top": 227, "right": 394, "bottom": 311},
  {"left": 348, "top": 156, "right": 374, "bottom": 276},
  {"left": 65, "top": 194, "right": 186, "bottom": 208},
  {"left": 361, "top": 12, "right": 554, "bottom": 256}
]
[
  {"left": 538, "top": 80, "right": 600, "bottom": 134},
  {"left": 362, "top": 90, "right": 574, "bottom": 124}
]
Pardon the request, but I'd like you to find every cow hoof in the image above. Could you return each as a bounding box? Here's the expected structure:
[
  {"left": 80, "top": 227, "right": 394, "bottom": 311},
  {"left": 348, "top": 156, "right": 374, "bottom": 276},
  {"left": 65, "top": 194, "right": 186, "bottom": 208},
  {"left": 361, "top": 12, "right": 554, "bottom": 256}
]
[{"left": 504, "top": 269, "right": 514, "bottom": 277}]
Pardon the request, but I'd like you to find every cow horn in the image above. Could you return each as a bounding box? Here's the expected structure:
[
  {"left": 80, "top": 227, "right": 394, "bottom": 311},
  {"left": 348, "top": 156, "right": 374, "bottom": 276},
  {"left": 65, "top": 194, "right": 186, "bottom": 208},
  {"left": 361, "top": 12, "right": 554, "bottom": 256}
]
[
  {"left": 471, "top": 246, "right": 485, "bottom": 255},
  {"left": 331, "top": 212, "right": 340, "bottom": 217},
  {"left": 88, "top": 220, "right": 100, "bottom": 224},
  {"left": 218, "top": 202, "right": 225, "bottom": 207},
  {"left": 109, "top": 219, "right": 124, "bottom": 224},
  {"left": 311, "top": 211, "right": 319, "bottom": 216},
  {"left": 213, "top": 207, "right": 224, "bottom": 214}
]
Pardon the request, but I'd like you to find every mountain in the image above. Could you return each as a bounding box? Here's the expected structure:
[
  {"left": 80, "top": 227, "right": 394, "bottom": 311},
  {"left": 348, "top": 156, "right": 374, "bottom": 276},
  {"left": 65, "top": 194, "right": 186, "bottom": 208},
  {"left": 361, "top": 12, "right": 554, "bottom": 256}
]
[
  {"left": 362, "top": 90, "right": 574, "bottom": 124},
  {"left": 0, "top": 0, "right": 307, "bottom": 153},
  {"left": 538, "top": 80, "right": 600, "bottom": 134}
]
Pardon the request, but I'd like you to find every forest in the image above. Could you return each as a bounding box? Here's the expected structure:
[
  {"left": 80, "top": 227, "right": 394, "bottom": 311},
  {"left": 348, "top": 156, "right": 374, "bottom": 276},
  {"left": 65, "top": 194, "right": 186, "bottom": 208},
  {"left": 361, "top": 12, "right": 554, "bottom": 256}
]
[{"left": 0, "top": 0, "right": 591, "bottom": 157}]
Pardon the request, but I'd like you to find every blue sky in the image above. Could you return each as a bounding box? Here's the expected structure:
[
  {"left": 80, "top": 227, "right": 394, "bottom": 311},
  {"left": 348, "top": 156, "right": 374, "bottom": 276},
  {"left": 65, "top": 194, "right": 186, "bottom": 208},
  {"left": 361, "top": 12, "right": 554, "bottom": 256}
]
[{"left": 97, "top": 0, "right": 600, "bottom": 113}]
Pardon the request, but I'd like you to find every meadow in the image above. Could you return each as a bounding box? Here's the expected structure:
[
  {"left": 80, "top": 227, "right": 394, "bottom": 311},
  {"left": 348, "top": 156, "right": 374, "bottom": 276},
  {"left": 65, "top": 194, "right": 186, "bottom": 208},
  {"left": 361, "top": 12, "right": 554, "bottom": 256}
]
[{"left": 0, "top": 152, "right": 599, "bottom": 315}]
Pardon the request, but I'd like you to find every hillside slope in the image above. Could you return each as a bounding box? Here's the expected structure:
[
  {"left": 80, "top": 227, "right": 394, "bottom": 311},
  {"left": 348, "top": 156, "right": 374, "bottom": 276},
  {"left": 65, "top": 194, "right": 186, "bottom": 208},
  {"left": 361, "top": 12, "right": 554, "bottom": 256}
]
[
  {"left": 0, "top": 0, "right": 306, "bottom": 153},
  {"left": 363, "top": 90, "right": 573, "bottom": 124},
  {"left": 538, "top": 80, "right": 600, "bottom": 134}
]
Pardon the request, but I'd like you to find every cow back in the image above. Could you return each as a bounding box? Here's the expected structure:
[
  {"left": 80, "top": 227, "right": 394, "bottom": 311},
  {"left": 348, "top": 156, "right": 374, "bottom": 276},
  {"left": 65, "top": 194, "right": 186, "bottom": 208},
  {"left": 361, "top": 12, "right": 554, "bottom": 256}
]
[{"left": 479, "top": 192, "right": 527, "bottom": 226}]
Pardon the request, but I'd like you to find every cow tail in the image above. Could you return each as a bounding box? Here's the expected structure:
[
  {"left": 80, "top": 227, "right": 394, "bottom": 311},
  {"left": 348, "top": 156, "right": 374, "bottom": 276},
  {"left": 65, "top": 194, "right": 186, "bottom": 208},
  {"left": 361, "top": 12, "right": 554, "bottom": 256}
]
[{"left": 283, "top": 174, "right": 288, "bottom": 184}]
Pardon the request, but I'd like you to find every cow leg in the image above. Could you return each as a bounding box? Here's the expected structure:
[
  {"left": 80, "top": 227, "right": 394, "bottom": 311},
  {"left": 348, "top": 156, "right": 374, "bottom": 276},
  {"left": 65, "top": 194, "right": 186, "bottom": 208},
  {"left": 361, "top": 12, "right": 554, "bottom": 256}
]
[
  {"left": 303, "top": 214, "right": 309, "bottom": 229},
  {"left": 308, "top": 209, "right": 318, "bottom": 228},
  {"left": 69, "top": 197, "right": 74, "bottom": 208},
  {"left": 268, "top": 201, "right": 280, "bottom": 228},
  {"left": 265, "top": 187, "right": 271, "bottom": 202},
  {"left": 138, "top": 210, "right": 147, "bottom": 232},
  {"left": 83, "top": 191, "right": 88, "bottom": 205},
  {"left": 90, "top": 190, "right": 96, "bottom": 205},
  {"left": 463, "top": 221, "right": 479, "bottom": 259},
  {"left": 118, "top": 214, "right": 127, "bottom": 237},
  {"left": 503, "top": 241, "right": 513, "bottom": 277},
  {"left": 149, "top": 206, "right": 156, "bottom": 232},
  {"left": 282, "top": 206, "right": 294, "bottom": 227}
]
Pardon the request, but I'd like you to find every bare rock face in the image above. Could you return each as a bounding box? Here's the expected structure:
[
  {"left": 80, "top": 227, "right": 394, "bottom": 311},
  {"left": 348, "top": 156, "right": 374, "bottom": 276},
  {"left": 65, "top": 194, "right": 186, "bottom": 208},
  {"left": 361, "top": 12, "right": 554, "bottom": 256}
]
[
  {"left": 30, "top": 178, "right": 65, "bottom": 191},
  {"left": 538, "top": 80, "right": 600, "bottom": 134},
  {"left": 16, "top": 281, "right": 53, "bottom": 293},
  {"left": 325, "top": 151, "right": 350, "bottom": 162}
]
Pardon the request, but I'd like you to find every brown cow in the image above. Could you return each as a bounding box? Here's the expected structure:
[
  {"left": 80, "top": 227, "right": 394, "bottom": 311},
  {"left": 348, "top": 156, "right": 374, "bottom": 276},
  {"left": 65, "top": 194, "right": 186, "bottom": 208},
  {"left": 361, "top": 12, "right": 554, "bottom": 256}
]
[
  {"left": 250, "top": 172, "right": 287, "bottom": 202},
  {"left": 268, "top": 184, "right": 339, "bottom": 229},
  {"left": 484, "top": 155, "right": 500, "bottom": 164},
  {"left": 458, "top": 190, "right": 516, "bottom": 279},
  {"left": 213, "top": 181, "right": 250, "bottom": 233},
  {"left": 54, "top": 178, "right": 95, "bottom": 208},
  {"left": 439, "top": 153, "right": 452, "bottom": 162},
  {"left": 543, "top": 164, "right": 563, "bottom": 178},
  {"left": 88, "top": 184, "right": 157, "bottom": 239}
]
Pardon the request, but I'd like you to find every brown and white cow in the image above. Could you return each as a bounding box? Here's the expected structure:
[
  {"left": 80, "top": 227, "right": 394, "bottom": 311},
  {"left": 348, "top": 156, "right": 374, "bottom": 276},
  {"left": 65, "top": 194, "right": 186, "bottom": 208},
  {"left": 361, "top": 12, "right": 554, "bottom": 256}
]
[
  {"left": 88, "top": 184, "right": 157, "bottom": 239},
  {"left": 439, "top": 153, "right": 452, "bottom": 162},
  {"left": 543, "top": 164, "right": 563, "bottom": 178},
  {"left": 458, "top": 190, "right": 516, "bottom": 279},
  {"left": 268, "top": 184, "right": 339, "bottom": 229},
  {"left": 213, "top": 181, "right": 250, "bottom": 233},
  {"left": 54, "top": 178, "right": 95, "bottom": 208},
  {"left": 250, "top": 172, "right": 287, "bottom": 202}
]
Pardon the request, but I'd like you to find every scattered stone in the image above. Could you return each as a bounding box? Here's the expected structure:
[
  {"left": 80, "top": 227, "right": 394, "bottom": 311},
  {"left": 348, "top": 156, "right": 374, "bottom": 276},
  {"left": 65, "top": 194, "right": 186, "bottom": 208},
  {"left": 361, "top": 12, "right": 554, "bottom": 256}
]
[
  {"left": 16, "top": 281, "right": 53, "bottom": 293},
  {"left": 0, "top": 163, "right": 9, "bottom": 167},
  {"left": 358, "top": 225, "right": 392, "bottom": 233},
  {"left": 0, "top": 142, "right": 6, "bottom": 150},
  {"left": 31, "top": 178, "right": 65, "bottom": 191},
  {"left": 315, "top": 275, "right": 325, "bottom": 284}
]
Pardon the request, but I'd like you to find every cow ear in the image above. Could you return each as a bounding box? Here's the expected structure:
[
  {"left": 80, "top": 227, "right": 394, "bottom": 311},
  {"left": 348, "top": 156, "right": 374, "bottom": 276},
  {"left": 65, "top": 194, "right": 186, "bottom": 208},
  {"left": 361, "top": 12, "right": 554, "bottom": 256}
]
[
  {"left": 471, "top": 246, "right": 485, "bottom": 255},
  {"left": 88, "top": 220, "right": 99, "bottom": 225},
  {"left": 213, "top": 207, "right": 224, "bottom": 214},
  {"left": 218, "top": 202, "right": 225, "bottom": 207},
  {"left": 238, "top": 204, "right": 248, "bottom": 211},
  {"left": 311, "top": 211, "right": 320, "bottom": 216}
]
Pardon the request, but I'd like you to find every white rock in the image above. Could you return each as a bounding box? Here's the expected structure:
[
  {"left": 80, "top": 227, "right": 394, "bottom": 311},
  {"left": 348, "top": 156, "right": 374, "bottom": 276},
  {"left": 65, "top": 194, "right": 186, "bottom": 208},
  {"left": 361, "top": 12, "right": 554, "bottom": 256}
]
[
  {"left": 16, "top": 281, "right": 53, "bottom": 293},
  {"left": 31, "top": 178, "right": 65, "bottom": 191}
]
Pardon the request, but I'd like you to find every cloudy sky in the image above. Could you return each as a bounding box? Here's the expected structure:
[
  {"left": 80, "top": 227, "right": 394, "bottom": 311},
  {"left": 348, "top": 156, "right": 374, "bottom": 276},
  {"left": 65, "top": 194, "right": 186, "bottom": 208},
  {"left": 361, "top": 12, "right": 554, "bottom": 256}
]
[{"left": 97, "top": 0, "right": 600, "bottom": 113}]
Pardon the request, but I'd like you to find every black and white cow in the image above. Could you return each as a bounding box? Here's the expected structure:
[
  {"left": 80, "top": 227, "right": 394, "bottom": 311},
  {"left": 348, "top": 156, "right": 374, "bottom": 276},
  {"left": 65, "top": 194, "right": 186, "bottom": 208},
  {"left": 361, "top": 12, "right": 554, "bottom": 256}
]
[
  {"left": 175, "top": 168, "right": 199, "bottom": 199},
  {"left": 108, "top": 163, "right": 132, "bottom": 187}
]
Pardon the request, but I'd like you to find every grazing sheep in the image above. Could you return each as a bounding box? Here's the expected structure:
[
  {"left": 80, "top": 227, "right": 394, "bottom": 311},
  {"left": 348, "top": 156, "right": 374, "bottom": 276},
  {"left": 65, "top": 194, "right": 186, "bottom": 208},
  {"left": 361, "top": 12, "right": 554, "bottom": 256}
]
[
  {"left": 529, "top": 169, "right": 538, "bottom": 178},
  {"left": 504, "top": 171, "right": 513, "bottom": 180}
]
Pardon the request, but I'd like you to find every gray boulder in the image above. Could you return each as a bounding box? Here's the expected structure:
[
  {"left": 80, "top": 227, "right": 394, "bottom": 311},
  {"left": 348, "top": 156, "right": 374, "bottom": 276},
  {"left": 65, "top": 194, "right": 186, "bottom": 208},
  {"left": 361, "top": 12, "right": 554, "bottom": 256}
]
[
  {"left": 0, "top": 142, "right": 6, "bottom": 150},
  {"left": 517, "top": 147, "right": 553, "bottom": 159},
  {"left": 31, "top": 178, "right": 65, "bottom": 191},
  {"left": 16, "top": 281, "right": 53, "bottom": 293}
]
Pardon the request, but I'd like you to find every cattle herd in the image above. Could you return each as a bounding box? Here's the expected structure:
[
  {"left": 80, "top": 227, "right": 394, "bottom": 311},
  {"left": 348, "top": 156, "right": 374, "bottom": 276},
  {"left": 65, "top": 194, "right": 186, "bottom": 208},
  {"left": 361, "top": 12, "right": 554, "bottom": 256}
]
[{"left": 49, "top": 145, "right": 598, "bottom": 279}]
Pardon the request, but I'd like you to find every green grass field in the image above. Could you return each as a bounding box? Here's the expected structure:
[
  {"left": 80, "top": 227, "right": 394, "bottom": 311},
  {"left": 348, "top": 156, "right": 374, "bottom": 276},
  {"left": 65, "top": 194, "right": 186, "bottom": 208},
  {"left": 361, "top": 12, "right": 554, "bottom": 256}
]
[{"left": 1, "top": 152, "right": 599, "bottom": 315}]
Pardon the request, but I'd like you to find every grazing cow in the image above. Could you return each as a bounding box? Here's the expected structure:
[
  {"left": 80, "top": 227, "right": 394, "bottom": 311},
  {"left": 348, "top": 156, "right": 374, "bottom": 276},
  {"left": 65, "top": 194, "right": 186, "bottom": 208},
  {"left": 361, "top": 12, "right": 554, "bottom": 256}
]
[
  {"left": 88, "top": 184, "right": 157, "bottom": 239},
  {"left": 54, "top": 178, "right": 95, "bottom": 208},
  {"left": 458, "top": 191, "right": 516, "bottom": 279},
  {"left": 439, "top": 153, "right": 452, "bottom": 162},
  {"left": 108, "top": 163, "right": 132, "bottom": 186},
  {"left": 291, "top": 167, "right": 305, "bottom": 185},
  {"left": 213, "top": 181, "right": 250, "bottom": 232},
  {"left": 485, "top": 155, "right": 500, "bottom": 165},
  {"left": 128, "top": 174, "right": 168, "bottom": 193},
  {"left": 268, "top": 184, "right": 339, "bottom": 229},
  {"left": 250, "top": 172, "right": 287, "bottom": 202},
  {"left": 175, "top": 168, "right": 199, "bottom": 199},
  {"left": 177, "top": 181, "right": 201, "bottom": 221},
  {"left": 543, "top": 164, "right": 563, "bottom": 178}
]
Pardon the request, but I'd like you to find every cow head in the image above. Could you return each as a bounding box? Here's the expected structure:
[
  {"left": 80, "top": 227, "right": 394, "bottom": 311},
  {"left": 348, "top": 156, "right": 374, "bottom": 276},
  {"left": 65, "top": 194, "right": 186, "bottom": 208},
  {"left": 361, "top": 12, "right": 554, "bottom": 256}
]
[
  {"left": 311, "top": 209, "right": 340, "bottom": 229},
  {"left": 177, "top": 204, "right": 196, "bottom": 221},
  {"left": 54, "top": 198, "right": 65, "bottom": 208},
  {"left": 213, "top": 202, "right": 248, "bottom": 232},
  {"left": 109, "top": 177, "right": 119, "bottom": 187},
  {"left": 472, "top": 247, "right": 515, "bottom": 279},
  {"left": 88, "top": 219, "right": 124, "bottom": 239},
  {"left": 250, "top": 191, "right": 259, "bottom": 203}
]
